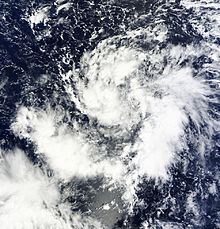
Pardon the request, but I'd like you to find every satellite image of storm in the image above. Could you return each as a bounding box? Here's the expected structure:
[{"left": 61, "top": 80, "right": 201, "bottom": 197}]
[{"left": 0, "top": 0, "right": 219, "bottom": 228}]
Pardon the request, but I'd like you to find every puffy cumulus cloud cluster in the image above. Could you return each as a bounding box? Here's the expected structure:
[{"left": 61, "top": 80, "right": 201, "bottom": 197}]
[
  {"left": 128, "top": 45, "right": 216, "bottom": 178},
  {"left": 11, "top": 107, "right": 124, "bottom": 182},
  {"left": 0, "top": 149, "right": 105, "bottom": 229}
]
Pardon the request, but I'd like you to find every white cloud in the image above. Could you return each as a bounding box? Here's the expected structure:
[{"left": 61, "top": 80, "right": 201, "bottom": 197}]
[
  {"left": 74, "top": 45, "right": 146, "bottom": 127},
  {"left": 0, "top": 149, "right": 105, "bottom": 229},
  {"left": 11, "top": 107, "right": 124, "bottom": 182},
  {"left": 29, "top": 7, "right": 49, "bottom": 29}
]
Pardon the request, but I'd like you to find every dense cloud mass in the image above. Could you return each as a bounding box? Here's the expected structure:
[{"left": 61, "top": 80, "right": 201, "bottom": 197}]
[{"left": 0, "top": 0, "right": 219, "bottom": 228}]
